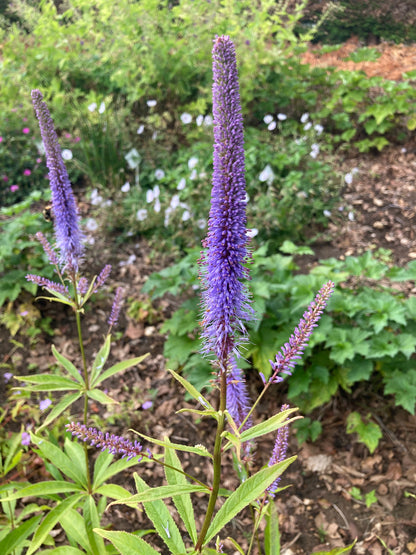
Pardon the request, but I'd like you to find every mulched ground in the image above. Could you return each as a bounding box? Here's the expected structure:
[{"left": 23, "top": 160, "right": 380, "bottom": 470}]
[{"left": 2, "top": 40, "right": 416, "bottom": 555}]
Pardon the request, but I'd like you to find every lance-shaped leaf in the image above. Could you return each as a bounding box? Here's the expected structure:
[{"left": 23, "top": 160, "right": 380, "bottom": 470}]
[
  {"left": 109, "top": 483, "right": 208, "bottom": 507},
  {"left": 52, "top": 345, "right": 84, "bottom": 383},
  {"left": 14, "top": 374, "right": 82, "bottom": 392},
  {"left": 89, "top": 334, "right": 111, "bottom": 386},
  {"left": 0, "top": 514, "right": 41, "bottom": 555},
  {"left": 168, "top": 369, "right": 214, "bottom": 411},
  {"left": 36, "top": 392, "right": 82, "bottom": 432},
  {"left": 131, "top": 430, "right": 213, "bottom": 459},
  {"left": 93, "top": 529, "right": 160, "bottom": 555},
  {"left": 91, "top": 353, "right": 149, "bottom": 388}
]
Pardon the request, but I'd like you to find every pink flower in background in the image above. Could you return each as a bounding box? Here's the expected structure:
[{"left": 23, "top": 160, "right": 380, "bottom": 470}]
[
  {"left": 36, "top": 157, "right": 42, "bottom": 163},
  {"left": 64, "top": 132, "right": 72, "bottom": 139},
  {"left": 3, "top": 175, "right": 9, "bottom": 181},
  {"left": 142, "top": 401, "right": 153, "bottom": 410},
  {"left": 22, "top": 117, "right": 28, "bottom": 122},
  {"left": 0, "top": 136, "right": 3, "bottom": 142},
  {"left": 22, "top": 127, "right": 30, "bottom": 134},
  {"left": 73, "top": 137, "right": 81, "bottom": 143},
  {"left": 10, "top": 185, "right": 19, "bottom": 192},
  {"left": 23, "top": 169, "right": 31, "bottom": 176}
]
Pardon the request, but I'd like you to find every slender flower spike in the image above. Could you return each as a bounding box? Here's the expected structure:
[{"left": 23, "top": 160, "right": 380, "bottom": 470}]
[
  {"left": 267, "top": 404, "right": 290, "bottom": 497},
  {"left": 200, "top": 36, "right": 254, "bottom": 369},
  {"left": 67, "top": 422, "right": 143, "bottom": 462},
  {"left": 26, "top": 274, "right": 70, "bottom": 297},
  {"left": 31, "top": 89, "right": 83, "bottom": 270},
  {"left": 226, "top": 357, "right": 252, "bottom": 432},
  {"left": 108, "top": 287, "right": 123, "bottom": 328},
  {"left": 269, "top": 281, "right": 335, "bottom": 383}
]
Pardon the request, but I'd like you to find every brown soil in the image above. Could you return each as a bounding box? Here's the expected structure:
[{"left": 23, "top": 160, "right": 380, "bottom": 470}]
[{"left": 2, "top": 41, "right": 416, "bottom": 555}]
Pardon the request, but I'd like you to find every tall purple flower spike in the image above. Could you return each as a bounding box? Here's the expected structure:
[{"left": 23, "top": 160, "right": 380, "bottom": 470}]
[
  {"left": 200, "top": 36, "right": 254, "bottom": 371},
  {"left": 31, "top": 89, "right": 83, "bottom": 270},
  {"left": 226, "top": 356, "right": 252, "bottom": 432},
  {"left": 267, "top": 404, "right": 290, "bottom": 497}
]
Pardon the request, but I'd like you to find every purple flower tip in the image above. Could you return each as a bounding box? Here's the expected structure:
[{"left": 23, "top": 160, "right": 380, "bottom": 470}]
[
  {"left": 21, "top": 431, "right": 31, "bottom": 446},
  {"left": 39, "top": 398, "right": 52, "bottom": 411}
]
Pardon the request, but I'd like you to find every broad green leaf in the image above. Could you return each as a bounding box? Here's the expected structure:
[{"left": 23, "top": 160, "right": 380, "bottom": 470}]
[
  {"left": 90, "top": 334, "right": 111, "bottom": 387},
  {"left": 264, "top": 501, "right": 280, "bottom": 555},
  {"left": 2, "top": 481, "right": 82, "bottom": 501},
  {"left": 83, "top": 496, "right": 106, "bottom": 555},
  {"left": 133, "top": 474, "right": 186, "bottom": 554},
  {"left": 87, "top": 388, "right": 118, "bottom": 405},
  {"left": 132, "top": 430, "right": 213, "bottom": 459},
  {"left": 346, "top": 412, "right": 382, "bottom": 454},
  {"left": 37, "top": 392, "right": 82, "bottom": 432},
  {"left": 27, "top": 494, "right": 84, "bottom": 555},
  {"left": 52, "top": 345, "right": 84, "bottom": 383},
  {"left": 62, "top": 438, "right": 88, "bottom": 488},
  {"left": 91, "top": 354, "right": 149, "bottom": 387},
  {"left": 313, "top": 540, "right": 356, "bottom": 555},
  {"left": 0, "top": 514, "right": 41, "bottom": 555},
  {"left": 239, "top": 408, "right": 299, "bottom": 443},
  {"left": 60, "top": 508, "right": 92, "bottom": 554},
  {"left": 164, "top": 438, "right": 197, "bottom": 543},
  {"left": 93, "top": 453, "right": 140, "bottom": 488},
  {"left": 31, "top": 435, "right": 87, "bottom": 487},
  {"left": 14, "top": 374, "right": 81, "bottom": 391},
  {"left": 95, "top": 484, "right": 133, "bottom": 500},
  {"left": 168, "top": 369, "right": 214, "bottom": 410},
  {"left": 110, "top": 483, "right": 207, "bottom": 506},
  {"left": 205, "top": 457, "right": 296, "bottom": 544},
  {"left": 94, "top": 529, "right": 159, "bottom": 555}
]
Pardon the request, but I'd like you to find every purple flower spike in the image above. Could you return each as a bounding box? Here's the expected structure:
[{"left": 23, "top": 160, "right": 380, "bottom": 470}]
[
  {"left": 200, "top": 36, "right": 254, "bottom": 369},
  {"left": 26, "top": 274, "right": 70, "bottom": 297},
  {"left": 67, "top": 422, "right": 143, "bottom": 462},
  {"left": 31, "top": 89, "right": 83, "bottom": 270},
  {"left": 269, "top": 281, "right": 335, "bottom": 383},
  {"left": 226, "top": 357, "right": 252, "bottom": 432},
  {"left": 94, "top": 264, "right": 112, "bottom": 291},
  {"left": 35, "top": 232, "right": 59, "bottom": 266},
  {"left": 267, "top": 404, "right": 290, "bottom": 497},
  {"left": 108, "top": 287, "right": 123, "bottom": 328}
]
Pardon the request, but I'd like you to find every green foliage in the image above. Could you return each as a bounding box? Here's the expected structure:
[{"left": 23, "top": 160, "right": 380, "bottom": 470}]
[
  {"left": 293, "top": 417, "right": 322, "bottom": 444},
  {"left": 144, "top": 245, "right": 416, "bottom": 422},
  {"left": 350, "top": 486, "right": 378, "bottom": 508},
  {"left": 346, "top": 412, "right": 382, "bottom": 454}
]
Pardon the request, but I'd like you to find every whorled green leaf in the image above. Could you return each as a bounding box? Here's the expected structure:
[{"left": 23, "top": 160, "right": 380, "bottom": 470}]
[
  {"left": 94, "top": 483, "right": 133, "bottom": 500},
  {"left": 110, "top": 483, "right": 208, "bottom": 507},
  {"left": 36, "top": 392, "right": 82, "bottom": 432},
  {"left": 168, "top": 369, "right": 214, "bottom": 410},
  {"left": 2, "top": 481, "right": 82, "bottom": 502},
  {"left": 13, "top": 374, "right": 81, "bottom": 392},
  {"left": 93, "top": 529, "right": 159, "bottom": 555},
  {"left": 164, "top": 438, "right": 198, "bottom": 544},
  {"left": 238, "top": 408, "right": 299, "bottom": 443},
  {"left": 204, "top": 457, "right": 296, "bottom": 545},
  {"left": 133, "top": 473, "right": 186, "bottom": 554},
  {"left": 91, "top": 353, "right": 149, "bottom": 388},
  {"left": 89, "top": 334, "right": 111, "bottom": 387},
  {"left": 52, "top": 345, "right": 84, "bottom": 384},
  {"left": 59, "top": 508, "right": 92, "bottom": 554},
  {"left": 83, "top": 495, "right": 106, "bottom": 555},
  {"left": 131, "top": 430, "right": 213, "bottom": 459},
  {"left": 26, "top": 493, "right": 84, "bottom": 555},
  {"left": 87, "top": 388, "right": 118, "bottom": 405},
  {"left": 93, "top": 451, "right": 140, "bottom": 488},
  {"left": 0, "top": 514, "right": 42, "bottom": 555}
]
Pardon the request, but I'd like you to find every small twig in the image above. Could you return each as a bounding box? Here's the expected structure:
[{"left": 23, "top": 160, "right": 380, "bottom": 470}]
[
  {"left": 372, "top": 414, "right": 407, "bottom": 453},
  {"left": 332, "top": 503, "right": 350, "bottom": 530}
]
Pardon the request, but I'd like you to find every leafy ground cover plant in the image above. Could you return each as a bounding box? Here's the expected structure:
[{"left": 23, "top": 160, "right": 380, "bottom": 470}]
[{"left": 0, "top": 36, "right": 356, "bottom": 555}]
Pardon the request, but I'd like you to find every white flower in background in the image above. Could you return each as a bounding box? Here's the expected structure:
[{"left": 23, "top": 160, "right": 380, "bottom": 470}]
[
  {"left": 182, "top": 210, "right": 191, "bottom": 221},
  {"left": 125, "top": 148, "right": 141, "bottom": 169},
  {"left": 98, "top": 102, "right": 105, "bottom": 114},
  {"left": 344, "top": 172, "right": 353, "bottom": 185},
  {"left": 88, "top": 102, "right": 97, "bottom": 112},
  {"left": 197, "top": 218, "right": 206, "bottom": 229},
  {"left": 137, "top": 125, "right": 144, "bottom": 134},
  {"left": 348, "top": 211, "right": 355, "bottom": 221},
  {"left": 203, "top": 115, "right": 213, "bottom": 126},
  {"left": 303, "top": 122, "right": 312, "bottom": 131},
  {"left": 323, "top": 209, "right": 331, "bottom": 218},
  {"left": 189, "top": 169, "right": 197, "bottom": 180},
  {"left": 314, "top": 124, "right": 324, "bottom": 135},
  {"left": 153, "top": 185, "right": 160, "bottom": 197},
  {"left": 136, "top": 208, "right": 147, "bottom": 221},
  {"left": 310, "top": 143, "right": 320, "bottom": 158},
  {"left": 401, "top": 147, "right": 407, "bottom": 153},
  {"left": 85, "top": 218, "right": 98, "bottom": 232},
  {"left": 199, "top": 171, "right": 207, "bottom": 179},
  {"left": 155, "top": 168, "right": 165, "bottom": 180},
  {"left": 61, "top": 149, "right": 73, "bottom": 160},
  {"left": 146, "top": 189, "right": 154, "bottom": 203},
  {"left": 196, "top": 114, "right": 204, "bottom": 126},
  {"left": 268, "top": 121, "right": 277, "bottom": 131},
  {"left": 264, "top": 114, "right": 274, "bottom": 124},
  {"left": 188, "top": 156, "right": 198, "bottom": 169},
  {"left": 170, "top": 194, "right": 180, "bottom": 209},
  {"left": 164, "top": 206, "right": 173, "bottom": 227},
  {"left": 338, "top": 205, "right": 345, "bottom": 211},
  {"left": 147, "top": 99, "right": 157, "bottom": 107},
  {"left": 277, "top": 113, "right": 287, "bottom": 121},
  {"left": 121, "top": 182, "right": 130, "bottom": 193},
  {"left": 243, "top": 193, "right": 250, "bottom": 203},
  {"left": 301, "top": 112, "right": 309, "bottom": 123},
  {"left": 36, "top": 140, "right": 45, "bottom": 155},
  {"left": 152, "top": 131, "right": 158, "bottom": 141},
  {"left": 259, "top": 164, "right": 275, "bottom": 184},
  {"left": 180, "top": 112, "right": 192, "bottom": 124},
  {"left": 297, "top": 191, "right": 308, "bottom": 199},
  {"left": 247, "top": 228, "right": 258, "bottom": 238},
  {"left": 90, "top": 188, "right": 103, "bottom": 206},
  {"left": 352, "top": 167, "right": 359, "bottom": 174},
  {"left": 104, "top": 200, "right": 112, "bottom": 207},
  {"left": 177, "top": 178, "right": 186, "bottom": 190},
  {"left": 154, "top": 198, "right": 161, "bottom": 213}
]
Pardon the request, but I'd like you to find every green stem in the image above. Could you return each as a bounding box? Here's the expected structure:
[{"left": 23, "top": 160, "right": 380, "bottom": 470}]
[
  {"left": 246, "top": 494, "right": 268, "bottom": 555},
  {"left": 195, "top": 369, "right": 227, "bottom": 552}
]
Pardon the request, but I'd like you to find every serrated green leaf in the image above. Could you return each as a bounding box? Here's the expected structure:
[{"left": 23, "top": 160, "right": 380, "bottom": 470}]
[
  {"left": 0, "top": 514, "right": 42, "bottom": 555},
  {"left": 93, "top": 453, "right": 140, "bottom": 488},
  {"left": 110, "top": 483, "right": 207, "bottom": 506},
  {"left": 164, "top": 438, "right": 197, "bottom": 544},
  {"left": 93, "top": 529, "right": 159, "bottom": 555},
  {"left": 204, "top": 457, "right": 296, "bottom": 544},
  {"left": 60, "top": 508, "right": 91, "bottom": 554},
  {"left": 239, "top": 408, "right": 299, "bottom": 443},
  {"left": 264, "top": 500, "right": 280, "bottom": 555},
  {"left": 91, "top": 353, "right": 149, "bottom": 387},
  {"left": 2, "top": 481, "right": 82, "bottom": 501},
  {"left": 27, "top": 494, "right": 84, "bottom": 555},
  {"left": 133, "top": 474, "right": 186, "bottom": 553},
  {"left": 384, "top": 369, "right": 416, "bottom": 414},
  {"left": 168, "top": 369, "right": 214, "bottom": 410},
  {"left": 94, "top": 484, "right": 133, "bottom": 500},
  {"left": 131, "top": 430, "right": 213, "bottom": 459},
  {"left": 52, "top": 345, "right": 84, "bottom": 383},
  {"left": 346, "top": 412, "right": 382, "bottom": 454},
  {"left": 14, "top": 374, "right": 81, "bottom": 391},
  {"left": 83, "top": 495, "right": 106, "bottom": 555},
  {"left": 90, "top": 334, "right": 111, "bottom": 387},
  {"left": 37, "top": 392, "right": 82, "bottom": 432},
  {"left": 87, "top": 388, "right": 118, "bottom": 405}
]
